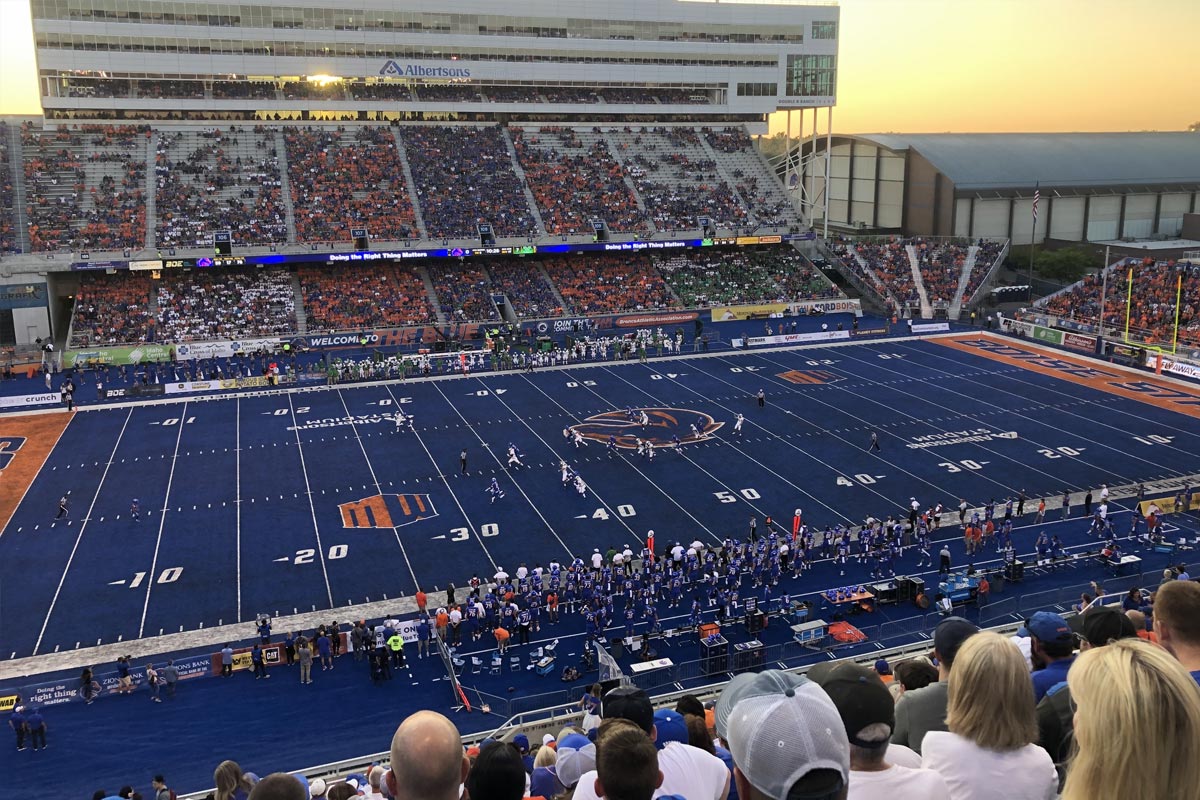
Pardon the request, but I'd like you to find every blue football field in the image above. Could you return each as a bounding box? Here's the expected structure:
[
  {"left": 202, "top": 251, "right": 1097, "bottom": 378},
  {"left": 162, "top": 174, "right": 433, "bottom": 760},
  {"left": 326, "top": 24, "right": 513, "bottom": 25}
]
[{"left": 2, "top": 332, "right": 1199, "bottom": 660}]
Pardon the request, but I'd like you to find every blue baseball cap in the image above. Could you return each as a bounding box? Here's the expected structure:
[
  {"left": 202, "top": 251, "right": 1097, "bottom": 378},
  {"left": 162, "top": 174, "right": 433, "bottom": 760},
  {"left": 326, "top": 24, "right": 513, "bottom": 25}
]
[
  {"left": 1023, "top": 611, "right": 1073, "bottom": 644},
  {"left": 653, "top": 708, "right": 689, "bottom": 749}
]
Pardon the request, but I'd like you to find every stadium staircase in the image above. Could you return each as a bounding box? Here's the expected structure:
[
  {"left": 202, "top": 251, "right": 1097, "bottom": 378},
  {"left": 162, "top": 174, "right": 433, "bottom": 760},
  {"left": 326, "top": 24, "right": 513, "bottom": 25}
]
[
  {"left": 291, "top": 272, "right": 308, "bottom": 333},
  {"left": 949, "top": 245, "right": 980, "bottom": 320},
  {"left": 499, "top": 127, "right": 548, "bottom": 238},
  {"left": 143, "top": 131, "right": 157, "bottom": 250},
  {"left": 275, "top": 131, "right": 299, "bottom": 244},
  {"left": 389, "top": 131, "right": 428, "bottom": 241},
  {"left": 416, "top": 265, "right": 450, "bottom": 326},
  {"left": 904, "top": 243, "right": 933, "bottom": 319},
  {"left": 599, "top": 130, "right": 655, "bottom": 234},
  {"left": 697, "top": 135, "right": 755, "bottom": 223},
  {"left": 6, "top": 123, "right": 31, "bottom": 254},
  {"left": 536, "top": 262, "right": 570, "bottom": 313}
]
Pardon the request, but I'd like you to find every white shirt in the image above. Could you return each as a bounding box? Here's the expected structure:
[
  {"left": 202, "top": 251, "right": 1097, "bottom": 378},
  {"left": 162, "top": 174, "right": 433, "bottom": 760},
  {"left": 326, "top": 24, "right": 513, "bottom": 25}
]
[
  {"left": 591, "top": 552, "right": 604, "bottom": 569},
  {"left": 849, "top": 764, "right": 949, "bottom": 800},
  {"left": 570, "top": 741, "right": 729, "bottom": 800},
  {"left": 921, "top": 732, "right": 1057, "bottom": 800}
]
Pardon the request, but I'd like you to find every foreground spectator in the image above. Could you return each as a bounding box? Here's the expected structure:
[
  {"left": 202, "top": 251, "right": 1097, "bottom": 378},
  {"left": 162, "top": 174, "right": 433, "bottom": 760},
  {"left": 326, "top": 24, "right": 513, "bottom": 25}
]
[
  {"left": 247, "top": 774, "right": 305, "bottom": 800},
  {"left": 1037, "top": 606, "right": 1137, "bottom": 768},
  {"left": 1024, "top": 611, "right": 1076, "bottom": 702},
  {"left": 466, "top": 741, "right": 526, "bottom": 800},
  {"left": 717, "top": 670, "right": 849, "bottom": 800},
  {"left": 890, "top": 616, "right": 978, "bottom": 754},
  {"left": 920, "top": 632, "right": 1057, "bottom": 800},
  {"left": 1152, "top": 579, "right": 1200, "bottom": 683},
  {"left": 214, "top": 760, "right": 255, "bottom": 800},
  {"left": 570, "top": 685, "right": 729, "bottom": 800},
  {"left": 808, "top": 661, "right": 949, "bottom": 799},
  {"left": 594, "top": 718, "right": 677, "bottom": 800},
  {"left": 389, "top": 710, "right": 469, "bottom": 800},
  {"left": 1060, "top": 638, "right": 1200, "bottom": 800}
]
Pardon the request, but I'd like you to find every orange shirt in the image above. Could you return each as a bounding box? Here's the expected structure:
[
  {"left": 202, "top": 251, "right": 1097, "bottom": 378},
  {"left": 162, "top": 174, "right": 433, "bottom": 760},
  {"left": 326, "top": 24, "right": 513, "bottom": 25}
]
[
  {"left": 415, "top": 590, "right": 427, "bottom": 609},
  {"left": 1136, "top": 629, "right": 1160, "bottom": 644},
  {"left": 494, "top": 627, "right": 511, "bottom": 643},
  {"left": 436, "top": 611, "right": 449, "bottom": 629}
]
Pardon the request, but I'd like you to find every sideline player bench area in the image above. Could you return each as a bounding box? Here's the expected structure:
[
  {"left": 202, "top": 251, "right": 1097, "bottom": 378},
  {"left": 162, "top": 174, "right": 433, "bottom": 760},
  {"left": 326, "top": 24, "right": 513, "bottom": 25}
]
[{"left": 0, "top": 334, "right": 1198, "bottom": 660}]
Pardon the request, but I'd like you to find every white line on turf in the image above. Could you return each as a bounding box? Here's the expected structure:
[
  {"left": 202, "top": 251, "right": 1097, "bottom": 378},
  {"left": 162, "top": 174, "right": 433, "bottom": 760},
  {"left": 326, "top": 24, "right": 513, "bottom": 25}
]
[
  {"left": 32, "top": 408, "right": 134, "bottom": 655},
  {"left": 287, "top": 392, "right": 335, "bottom": 609},
  {"left": 138, "top": 401, "right": 189, "bottom": 637}
]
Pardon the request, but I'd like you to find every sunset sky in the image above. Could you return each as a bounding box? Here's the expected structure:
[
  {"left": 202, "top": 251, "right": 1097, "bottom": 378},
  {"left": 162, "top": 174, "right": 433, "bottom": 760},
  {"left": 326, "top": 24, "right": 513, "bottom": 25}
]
[{"left": 1, "top": 0, "right": 1196, "bottom": 134}]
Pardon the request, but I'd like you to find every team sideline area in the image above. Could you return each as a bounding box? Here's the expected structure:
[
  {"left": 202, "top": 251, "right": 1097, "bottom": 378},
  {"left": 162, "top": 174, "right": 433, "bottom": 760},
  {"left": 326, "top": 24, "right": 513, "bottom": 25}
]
[{"left": 2, "top": 331, "right": 1198, "bottom": 796}]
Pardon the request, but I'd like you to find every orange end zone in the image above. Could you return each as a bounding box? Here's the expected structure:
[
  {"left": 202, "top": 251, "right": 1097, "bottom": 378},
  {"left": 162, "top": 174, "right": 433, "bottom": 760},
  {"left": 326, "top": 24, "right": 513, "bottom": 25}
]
[
  {"left": 0, "top": 412, "right": 72, "bottom": 533},
  {"left": 933, "top": 335, "right": 1200, "bottom": 419}
]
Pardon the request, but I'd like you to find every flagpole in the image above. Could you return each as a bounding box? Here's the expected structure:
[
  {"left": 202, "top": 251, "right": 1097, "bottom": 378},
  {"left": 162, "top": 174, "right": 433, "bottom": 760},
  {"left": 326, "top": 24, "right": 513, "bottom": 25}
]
[{"left": 1026, "top": 183, "right": 1039, "bottom": 303}]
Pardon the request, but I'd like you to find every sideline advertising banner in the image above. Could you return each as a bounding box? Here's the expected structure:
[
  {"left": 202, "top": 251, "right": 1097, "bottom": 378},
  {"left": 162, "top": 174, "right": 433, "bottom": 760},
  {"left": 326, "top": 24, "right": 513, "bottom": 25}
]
[{"left": 731, "top": 329, "right": 851, "bottom": 348}]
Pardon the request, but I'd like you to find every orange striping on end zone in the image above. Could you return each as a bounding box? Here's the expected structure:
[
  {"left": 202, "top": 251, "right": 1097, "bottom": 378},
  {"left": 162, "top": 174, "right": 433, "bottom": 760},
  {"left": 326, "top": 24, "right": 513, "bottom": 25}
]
[
  {"left": 933, "top": 335, "right": 1200, "bottom": 418},
  {"left": 0, "top": 412, "right": 72, "bottom": 533}
]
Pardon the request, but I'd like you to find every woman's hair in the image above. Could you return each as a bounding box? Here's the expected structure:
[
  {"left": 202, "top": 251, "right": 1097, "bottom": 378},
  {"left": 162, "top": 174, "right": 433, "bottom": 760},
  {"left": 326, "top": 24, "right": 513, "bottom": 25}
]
[
  {"left": 1062, "top": 638, "right": 1200, "bottom": 800},
  {"left": 465, "top": 742, "right": 525, "bottom": 800},
  {"left": 674, "top": 694, "right": 706, "bottom": 719},
  {"left": 214, "top": 761, "right": 252, "bottom": 800},
  {"left": 533, "top": 746, "right": 557, "bottom": 769},
  {"left": 685, "top": 714, "right": 715, "bottom": 754},
  {"left": 589, "top": 683, "right": 602, "bottom": 697},
  {"left": 946, "top": 632, "right": 1038, "bottom": 751}
]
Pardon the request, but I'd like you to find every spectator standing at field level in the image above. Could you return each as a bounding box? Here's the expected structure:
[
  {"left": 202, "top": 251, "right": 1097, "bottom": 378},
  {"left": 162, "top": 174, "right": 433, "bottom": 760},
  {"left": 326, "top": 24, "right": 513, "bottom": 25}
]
[
  {"left": 251, "top": 644, "right": 269, "bottom": 679},
  {"left": 298, "top": 636, "right": 313, "bottom": 685},
  {"left": 146, "top": 663, "right": 162, "bottom": 702},
  {"left": 25, "top": 706, "right": 46, "bottom": 751},
  {"left": 9, "top": 704, "right": 27, "bottom": 751},
  {"left": 221, "top": 645, "right": 234, "bottom": 677},
  {"left": 160, "top": 660, "right": 179, "bottom": 699}
]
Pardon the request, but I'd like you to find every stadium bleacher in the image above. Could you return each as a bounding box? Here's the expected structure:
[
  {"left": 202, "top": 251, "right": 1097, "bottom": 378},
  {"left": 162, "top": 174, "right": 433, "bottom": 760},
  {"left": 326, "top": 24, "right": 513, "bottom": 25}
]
[
  {"left": 285, "top": 126, "right": 419, "bottom": 244},
  {"left": 298, "top": 264, "right": 437, "bottom": 331},
  {"left": 426, "top": 262, "right": 501, "bottom": 323},
  {"left": 68, "top": 270, "right": 155, "bottom": 347},
  {"left": 485, "top": 258, "right": 564, "bottom": 320},
  {"left": 22, "top": 122, "right": 147, "bottom": 252},
  {"left": 401, "top": 126, "right": 539, "bottom": 239},
  {"left": 156, "top": 267, "right": 297, "bottom": 342},
  {"left": 544, "top": 252, "right": 678, "bottom": 314},
  {"left": 831, "top": 236, "right": 917, "bottom": 310},
  {"left": 155, "top": 127, "right": 288, "bottom": 248},
  {"left": 658, "top": 247, "right": 840, "bottom": 307},
  {"left": 0, "top": 122, "right": 16, "bottom": 253}
]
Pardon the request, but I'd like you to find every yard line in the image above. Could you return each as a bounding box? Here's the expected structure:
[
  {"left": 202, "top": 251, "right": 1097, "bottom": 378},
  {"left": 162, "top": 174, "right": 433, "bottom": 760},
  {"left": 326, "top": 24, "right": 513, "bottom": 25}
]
[
  {"left": 381, "top": 383, "right": 500, "bottom": 574},
  {"left": 138, "top": 402, "right": 189, "bottom": 638},
  {"left": 431, "top": 380, "right": 574, "bottom": 559},
  {"left": 514, "top": 373, "right": 723, "bottom": 544},
  {"left": 768, "top": 345, "right": 1163, "bottom": 485},
  {"left": 592, "top": 365, "right": 852, "bottom": 525},
  {"left": 235, "top": 397, "right": 242, "bottom": 623},
  {"left": 889, "top": 339, "right": 1200, "bottom": 454},
  {"left": 334, "top": 388, "right": 420, "bottom": 592},
  {"left": 286, "top": 393, "right": 335, "bottom": 609},
  {"left": 32, "top": 408, "right": 134, "bottom": 655}
]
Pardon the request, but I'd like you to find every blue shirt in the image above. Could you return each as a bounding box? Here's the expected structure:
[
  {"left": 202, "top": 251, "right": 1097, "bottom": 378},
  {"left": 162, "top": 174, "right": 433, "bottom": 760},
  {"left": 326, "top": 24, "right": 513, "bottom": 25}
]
[
  {"left": 1032, "top": 656, "right": 1076, "bottom": 702},
  {"left": 1192, "top": 670, "right": 1200, "bottom": 688}
]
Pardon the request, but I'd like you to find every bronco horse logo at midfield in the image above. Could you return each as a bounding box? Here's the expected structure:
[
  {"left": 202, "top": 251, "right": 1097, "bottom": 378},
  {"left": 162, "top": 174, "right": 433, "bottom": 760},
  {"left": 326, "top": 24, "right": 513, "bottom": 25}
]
[{"left": 569, "top": 408, "right": 724, "bottom": 449}]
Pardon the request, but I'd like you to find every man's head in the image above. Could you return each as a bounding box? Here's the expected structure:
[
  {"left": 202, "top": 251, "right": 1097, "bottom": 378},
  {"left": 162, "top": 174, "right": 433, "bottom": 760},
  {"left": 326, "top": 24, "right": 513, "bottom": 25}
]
[
  {"left": 716, "top": 670, "right": 850, "bottom": 800},
  {"left": 1024, "top": 611, "right": 1074, "bottom": 665},
  {"left": 1078, "top": 606, "right": 1138, "bottom": 650},
  {"left": 593, "top": 719, "right": 664, "bottom": 800},
  {"left": 932, "top": 617, "right": 979, "bottom": 678},
  {"left": 1153, "top": 579, "right": 1200, "bottom": 664},
  {"left": 555, "top": 733, "right": 597, "bottom": 789},
  {"left": 247, "top": 774, "right": 307, "bottom": 800},
  {"left": 388, "top": 710, "right": 468, "bottom": 800},
  {"left": 808, "top": 662, "right": 895, "bottom": 771},
  {"left": 651, "top": 708, "right": 689, "bottom": 750},
  {"left": 1126, "top": 609, "right": 1148, "bottom": 634},
  {"left": 602, "top": 685, "right": 655, "bottom": 737},
  {"left": 465, "top": 742, "right": 525, "bottom": 800},
  {"left": 152, "top": 777, "right": 166, "bottom": 790}
]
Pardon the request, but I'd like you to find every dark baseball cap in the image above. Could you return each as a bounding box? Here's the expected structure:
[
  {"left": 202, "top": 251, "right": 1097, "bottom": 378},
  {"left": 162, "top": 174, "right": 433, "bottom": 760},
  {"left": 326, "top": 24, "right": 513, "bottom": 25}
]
[
  {"left": 932, "top": 616, "right": 979, "bottom": 668},
  {"left": 808, "top": 662, "right": 895, "bottom": 747},
  {"left": 1079, "top": 606, "right": 1137, "bottom": 647},
  {"left": 602, "top": 685, "right": 654, "bottom": 734}
]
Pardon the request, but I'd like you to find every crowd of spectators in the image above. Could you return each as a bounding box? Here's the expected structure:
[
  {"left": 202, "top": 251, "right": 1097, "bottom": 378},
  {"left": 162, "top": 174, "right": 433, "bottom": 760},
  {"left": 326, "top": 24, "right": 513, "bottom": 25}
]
[
  {"left": 212, "top": 82, "right": 278, "bottom": 100},
  {"left": 831, "top": 236, "right": 918, "bottom": 309},
  {"left": 614, "top": 127, "right": 749, "bottom": 230},
  {"left": 910, "top": 239, "right": 971, "bottom": 306},
  {"left": 285, "top": 127, "right": 418, "bottom": 243},
  {"left": 299, "top": 264, "right": 436, "bottom": 331},
  {"left": 656, "top": 88, "right": 712, "bottom": 104},
  {"left": 69, "top": 271, "right": 155, "bottom": 347},
  {"left": 544, "top": 253, "right": 677, "bottom": 314},
  {"left": 702, "top": 127, "right": 794, "bottom": 227},
  {"left": 401, "top": 126, "right": 538, "bottom": 239},
  {"left": 0, "top": 123, "right": 16, "bottom": 253},
  {"left": 412, "top": 84, "right": 483, "bottom": 102},
  {"left": 511, "top": 127, "right": 645, "bottom": 235},
  {"left": 960, "top": 239, "right": 1006, "bottom": 304},
  {"left": 22, "top": 123, "right": 147, "bottom": 252},
  {"left": 156, "top": 267, "right": 296, "bottom": 341},
  {"left": 482, "top": 86, "right": 544, "bottom": 104},
  {"left": 155, "top": 127, "right": 288, "bottom": 248},
  {"left": 484, "top": 258, "right": 563, "bottom": 319},
  {"left": 281, "top": 81, "right": 348, "bottom": 102},
  {"left": 657, "top": 247, "right": 839, "bottom": 307},
  {"left": 350, "top": 83, "right": 416, "bottom": 102},
  {"left": 60, "top": 78, "right": 131, "bottom": 98},
  {"left": 137, "top": 80, "right": 206, "bottom": 99},
  {"left": 1041, "top": 257, "right": 1200, "bottom": 348},
  {"left": 542, "top": 88, "right": 601, "bottom": 104},
  {"left": 426, "top": 263, "right": 500, "bottom": 323}
]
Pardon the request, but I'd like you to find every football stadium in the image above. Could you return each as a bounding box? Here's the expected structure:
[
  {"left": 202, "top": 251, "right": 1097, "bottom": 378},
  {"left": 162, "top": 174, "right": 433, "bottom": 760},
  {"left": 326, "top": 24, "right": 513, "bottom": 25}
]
[{"left": 1, "top": 1, "right": 1199, "bottom": 797}]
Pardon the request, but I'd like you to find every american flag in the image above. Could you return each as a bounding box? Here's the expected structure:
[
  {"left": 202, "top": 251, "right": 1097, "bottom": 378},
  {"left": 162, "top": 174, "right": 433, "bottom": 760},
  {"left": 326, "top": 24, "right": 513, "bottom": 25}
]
[{"left": 1032, "top": 184, "right": 1040, "bottom": 224}]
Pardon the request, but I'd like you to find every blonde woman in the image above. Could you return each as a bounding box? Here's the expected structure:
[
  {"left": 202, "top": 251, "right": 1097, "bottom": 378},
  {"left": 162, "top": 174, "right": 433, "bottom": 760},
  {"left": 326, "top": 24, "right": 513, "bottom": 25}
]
[
  {"left": 1061, "top": 638, "right": 1200, "bottom": 800},
  {"left": 214, "top": 759, "right": 255, "bottom": 800},
  {"left": 921, "top": 632, "right": 1057, "bottom": 799}
]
